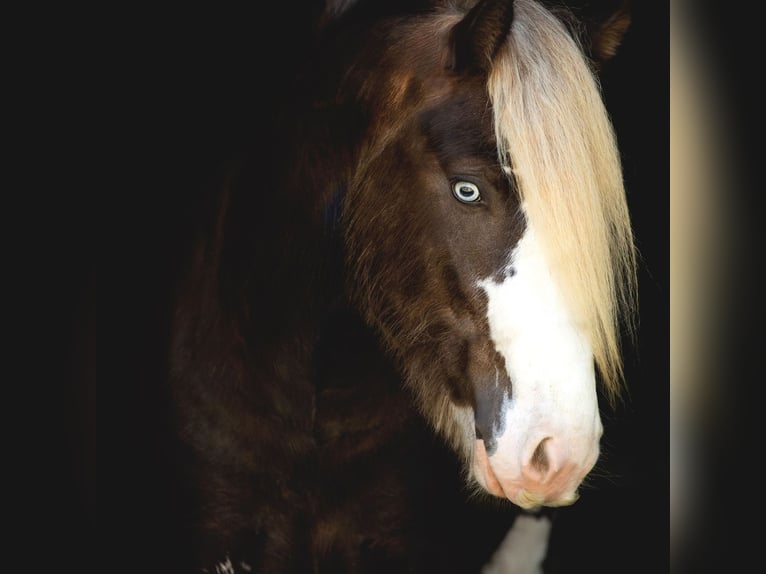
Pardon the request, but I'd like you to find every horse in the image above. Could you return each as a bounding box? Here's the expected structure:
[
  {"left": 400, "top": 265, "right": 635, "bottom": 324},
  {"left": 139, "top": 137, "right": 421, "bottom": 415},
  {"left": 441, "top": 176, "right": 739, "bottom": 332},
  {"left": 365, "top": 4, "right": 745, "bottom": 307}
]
[{"left": 165, "top": 0, "right": 638, "bottom": 571}]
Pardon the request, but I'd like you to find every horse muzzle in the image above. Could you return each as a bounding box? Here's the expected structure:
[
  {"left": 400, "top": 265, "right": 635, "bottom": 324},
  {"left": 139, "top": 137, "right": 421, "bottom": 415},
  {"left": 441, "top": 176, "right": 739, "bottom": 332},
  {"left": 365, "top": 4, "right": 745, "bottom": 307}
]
[{"left": 471, "top": 424, "right": 602, "bottom": 509}]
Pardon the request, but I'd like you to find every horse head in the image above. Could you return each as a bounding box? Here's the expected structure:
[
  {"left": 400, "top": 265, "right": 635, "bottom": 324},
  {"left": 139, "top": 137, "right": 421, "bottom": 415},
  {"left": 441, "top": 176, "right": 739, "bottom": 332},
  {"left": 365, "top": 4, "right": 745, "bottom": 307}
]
[{"left": 319, "top": 0, "right": 636, "bottom": 509}]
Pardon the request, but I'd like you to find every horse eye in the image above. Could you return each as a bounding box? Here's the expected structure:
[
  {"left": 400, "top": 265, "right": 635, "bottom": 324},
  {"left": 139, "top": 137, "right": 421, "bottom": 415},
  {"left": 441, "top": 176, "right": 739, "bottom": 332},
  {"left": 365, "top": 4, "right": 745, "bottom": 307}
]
[{"left": 452, "top": 181, "right": 481, "bottom": 204}]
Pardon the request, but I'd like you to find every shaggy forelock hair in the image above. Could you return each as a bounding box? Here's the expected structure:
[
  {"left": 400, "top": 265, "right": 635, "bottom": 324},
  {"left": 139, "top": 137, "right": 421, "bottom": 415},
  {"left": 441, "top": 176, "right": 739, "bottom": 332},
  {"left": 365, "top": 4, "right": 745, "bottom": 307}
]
[{"left": 488, "top": 0, "right": 638, "bottom": 404}]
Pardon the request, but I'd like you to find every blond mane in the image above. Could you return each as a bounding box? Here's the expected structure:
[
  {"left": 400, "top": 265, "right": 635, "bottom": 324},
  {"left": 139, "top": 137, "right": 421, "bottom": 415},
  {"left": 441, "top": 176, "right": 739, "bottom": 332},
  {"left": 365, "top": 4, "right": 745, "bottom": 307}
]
[{"left": 488, "top": 0, "right": 638, "bottom": 403}]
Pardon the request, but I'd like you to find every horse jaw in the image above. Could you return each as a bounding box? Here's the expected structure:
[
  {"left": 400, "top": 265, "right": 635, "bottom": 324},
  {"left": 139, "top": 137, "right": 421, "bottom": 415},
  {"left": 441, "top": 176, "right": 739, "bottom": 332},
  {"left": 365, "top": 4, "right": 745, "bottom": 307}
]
[{"left": 475, "top": 225, "right": 603, "bottom": 509}]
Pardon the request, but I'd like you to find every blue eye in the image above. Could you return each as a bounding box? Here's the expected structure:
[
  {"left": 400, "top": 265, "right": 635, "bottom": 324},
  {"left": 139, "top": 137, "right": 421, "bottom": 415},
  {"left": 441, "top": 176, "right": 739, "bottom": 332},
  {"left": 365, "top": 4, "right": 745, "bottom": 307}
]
[{"left": 452, "top": 181, "right": 481, "bottom": 203}]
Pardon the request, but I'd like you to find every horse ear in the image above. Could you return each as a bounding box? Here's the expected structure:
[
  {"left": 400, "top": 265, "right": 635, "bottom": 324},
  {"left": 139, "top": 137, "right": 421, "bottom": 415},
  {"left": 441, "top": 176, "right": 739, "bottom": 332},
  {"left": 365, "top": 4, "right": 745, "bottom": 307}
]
[
  {"left": 450, "top": 0, "right": 515, "bottom": 74},
  {"left": 579, "top": 0, "right": 632, "bottom": 65}
]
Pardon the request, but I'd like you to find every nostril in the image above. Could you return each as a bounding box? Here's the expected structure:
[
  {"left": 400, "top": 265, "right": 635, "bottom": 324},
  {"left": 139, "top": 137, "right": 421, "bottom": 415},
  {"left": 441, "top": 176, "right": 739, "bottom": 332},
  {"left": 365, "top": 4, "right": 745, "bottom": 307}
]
[{"left": 530, "top": 437, "right": 551, "bottom": 475}]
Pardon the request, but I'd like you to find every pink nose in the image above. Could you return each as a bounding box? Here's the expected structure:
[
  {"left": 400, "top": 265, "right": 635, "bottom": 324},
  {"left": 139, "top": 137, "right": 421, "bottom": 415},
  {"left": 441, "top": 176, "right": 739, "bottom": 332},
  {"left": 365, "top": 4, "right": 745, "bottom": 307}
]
[{"left": 473, "top": 436, "right": 600, "bottom": 509}]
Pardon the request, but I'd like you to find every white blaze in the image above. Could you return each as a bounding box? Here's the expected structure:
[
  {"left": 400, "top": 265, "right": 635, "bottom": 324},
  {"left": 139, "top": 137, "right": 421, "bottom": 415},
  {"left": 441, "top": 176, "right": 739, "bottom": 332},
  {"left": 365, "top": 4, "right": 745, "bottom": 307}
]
[{"left": 478, "top": 225, "right": 602, "bottom": 505}]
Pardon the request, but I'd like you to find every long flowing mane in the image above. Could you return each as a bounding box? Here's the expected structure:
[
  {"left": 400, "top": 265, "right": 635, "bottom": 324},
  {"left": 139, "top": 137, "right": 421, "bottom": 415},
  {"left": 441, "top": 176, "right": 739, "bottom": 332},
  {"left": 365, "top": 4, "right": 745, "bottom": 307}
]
[{"left": 488, "top": 0, "right": 638, "bottom": 402}]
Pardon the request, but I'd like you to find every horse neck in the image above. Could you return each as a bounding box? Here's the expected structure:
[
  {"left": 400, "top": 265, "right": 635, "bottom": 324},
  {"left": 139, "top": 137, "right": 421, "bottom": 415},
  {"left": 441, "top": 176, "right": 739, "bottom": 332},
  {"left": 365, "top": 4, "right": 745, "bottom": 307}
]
[
  {"left": 170, "top": 76, "right": 375, "bottom": 441},
  {"left": 224, "top": 164, "right": 343, "bottom": 369}
]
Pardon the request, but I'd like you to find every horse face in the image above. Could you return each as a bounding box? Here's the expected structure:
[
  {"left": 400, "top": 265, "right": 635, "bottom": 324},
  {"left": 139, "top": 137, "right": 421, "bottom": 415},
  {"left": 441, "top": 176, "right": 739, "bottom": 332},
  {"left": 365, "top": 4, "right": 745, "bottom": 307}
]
[
  {"left": 342, "top": 0, "right": 633, "bottom": 509},
  {"left": 344, "top": 86, "right": 599, "bottom": 510}
]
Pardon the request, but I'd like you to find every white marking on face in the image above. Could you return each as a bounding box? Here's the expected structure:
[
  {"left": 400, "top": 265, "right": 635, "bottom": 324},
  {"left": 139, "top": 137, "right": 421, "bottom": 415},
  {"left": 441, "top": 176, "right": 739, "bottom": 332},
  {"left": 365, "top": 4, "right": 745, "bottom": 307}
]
[{"left": 476, "top": 225, "right": 602, "bottom": 507}]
